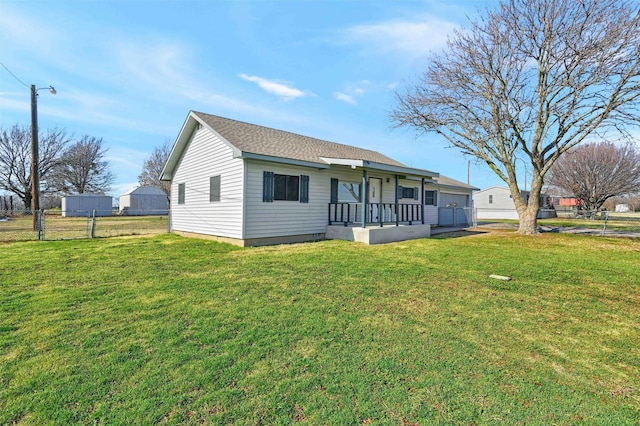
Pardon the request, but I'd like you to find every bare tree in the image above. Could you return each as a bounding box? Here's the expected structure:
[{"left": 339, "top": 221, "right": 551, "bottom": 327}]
[
  {"left": 0, "top": 124, "right": 70, "bottom": 209},
  {"left": 392, "top": 0, "right": 640, "bottom": 234},
  {"left": 52, "top": 135, "right": 115, "bottom": 194},
  {"left": 138, "top": 140, "right": 171, "bottom": 196},
  {"left": 546, "top": 141, "right": 640, "bottom": 211}
]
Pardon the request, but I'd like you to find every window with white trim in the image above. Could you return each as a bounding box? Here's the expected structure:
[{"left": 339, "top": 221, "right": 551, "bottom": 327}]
[
  {"left": 178, "top": 183, "right": 185, "bottom": 204},
  {"left": 210, "top": 175, "right": 221, "bottom": 202},
  {"left": 424, "top": 190, "right": 437, "bottom": 206}
]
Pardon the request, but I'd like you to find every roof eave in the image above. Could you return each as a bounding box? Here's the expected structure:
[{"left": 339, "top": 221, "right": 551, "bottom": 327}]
[
  {"left": 240, "top": 152, "right": 331, "bottom": 169},
  {"left": 161, "top": 111, "right": 243, "bottom": 181},
  {"left": 363, "top": 160, "right": 439, "bottom": 180},
  {"left": 435, "top": 183, "right": 481, "bottom": 191},
  {"left": 160, "top": 111, "right": 199, "bottom": 181}
]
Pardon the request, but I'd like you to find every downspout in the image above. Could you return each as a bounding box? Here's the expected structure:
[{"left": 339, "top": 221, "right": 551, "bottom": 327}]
[
  {"left": 421, "top": 177, "right": 425, "bottom": 225},
  {"left": 395, "top": 175, "right": 399, "bottom": 227},
  {"left": 362, "top": 169, "right": 368, "bottom": 228}
]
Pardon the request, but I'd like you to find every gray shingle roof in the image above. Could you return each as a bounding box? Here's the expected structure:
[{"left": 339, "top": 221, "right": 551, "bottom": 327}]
[
  {"left": 193, "top": 111, "right": 406, "bottom": 167},
  {"left": 435, "top": 175, "right": 479, "bottom": 190}
]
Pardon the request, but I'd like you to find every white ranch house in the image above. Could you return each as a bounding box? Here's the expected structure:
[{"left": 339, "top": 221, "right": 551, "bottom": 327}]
[{"left": 161, "top": 111, "right": 477, "bottom": 246}]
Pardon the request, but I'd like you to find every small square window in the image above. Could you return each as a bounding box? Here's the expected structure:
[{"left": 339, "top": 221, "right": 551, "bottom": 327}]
[{"left": 274, "top": 174, "right": 299, "bottom": 201}]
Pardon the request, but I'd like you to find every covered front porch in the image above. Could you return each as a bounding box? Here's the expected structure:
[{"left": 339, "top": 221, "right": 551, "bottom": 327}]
[{"left": 323, "top": 162, "right": 437, "bottom": 244}]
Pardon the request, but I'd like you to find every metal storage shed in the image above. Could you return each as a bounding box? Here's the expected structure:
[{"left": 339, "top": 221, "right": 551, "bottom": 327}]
[
  {"left": 118, "top": 186, "right": 168, "bottom": 216},
  {"left": 62, "top": 195, "right": 113, "bottom": 217}
]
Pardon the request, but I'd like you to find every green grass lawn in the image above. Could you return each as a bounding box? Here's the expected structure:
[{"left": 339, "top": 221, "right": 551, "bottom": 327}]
[{"left": 1, "top": 232, "right": 638, "bottom": 425}]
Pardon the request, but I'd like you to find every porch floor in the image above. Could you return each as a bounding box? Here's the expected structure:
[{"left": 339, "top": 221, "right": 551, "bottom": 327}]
[{"left": 326, "top": 223, "right": 431, "bottom": 245}]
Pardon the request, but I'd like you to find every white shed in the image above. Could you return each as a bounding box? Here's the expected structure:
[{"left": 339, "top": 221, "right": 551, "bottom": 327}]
[
  {"left": 615, "top": 204, "right": 631, "bottom": 213},
  {"left": 119, "top": 186, "right": 169, "bottom": 215},
  {"left": 62, "top": 195, "right": 113, "bottom": 217},
  {"left": 474, "top": 185, "right": 556, "bottom": 219}
]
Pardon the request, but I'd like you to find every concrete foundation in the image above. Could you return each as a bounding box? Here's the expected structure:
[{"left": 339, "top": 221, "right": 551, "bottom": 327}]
[
  {"left": 326, "top": 224, "right": 431, "bottom": 245},
  {"left": 173, "top": 231, "right": 325, "bottom": 247}
]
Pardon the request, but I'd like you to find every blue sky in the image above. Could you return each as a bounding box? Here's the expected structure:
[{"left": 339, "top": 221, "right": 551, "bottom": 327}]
[{"left": 0, "top": 0, "right": 505, "bottom": 198}]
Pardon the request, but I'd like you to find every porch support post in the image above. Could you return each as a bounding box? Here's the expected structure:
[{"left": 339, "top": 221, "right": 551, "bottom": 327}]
[
  {"left": 395, "top": 175, "right": 399, "bottom": 227},
  {"left": 361, "top": 169, "right": 368, "bottom": 228},
  {"left": 379, "top": 178, "right": 383, "bottom": 228},
  {"left": 421, "top": 177, "right": 425, "bottom": 225}
]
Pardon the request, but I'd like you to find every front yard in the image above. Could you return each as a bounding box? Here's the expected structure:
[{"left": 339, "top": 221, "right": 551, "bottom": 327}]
[{"left": 1, "top": 231, "right": 638, "bottom": 424}]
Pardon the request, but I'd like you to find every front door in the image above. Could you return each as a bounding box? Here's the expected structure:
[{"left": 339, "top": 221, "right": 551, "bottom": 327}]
[{"left": 369, "top": 178, "right": 382, "bottom": 222}]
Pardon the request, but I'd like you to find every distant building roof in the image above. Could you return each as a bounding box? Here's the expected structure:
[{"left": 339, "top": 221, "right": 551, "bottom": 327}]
[{"left": 121, "top": 186, "right": 167, "bottom": 196}]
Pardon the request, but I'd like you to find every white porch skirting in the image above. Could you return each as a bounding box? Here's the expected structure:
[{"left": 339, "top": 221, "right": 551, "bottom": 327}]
[{"left": 326, "top": 224, "right": 431, "bottom": 245}]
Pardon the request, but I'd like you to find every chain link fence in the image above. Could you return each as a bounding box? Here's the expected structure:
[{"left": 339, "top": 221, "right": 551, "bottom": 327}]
[
  {"left": 578, "top": 210, "right": 640, "bottom": 236},
  {"left": 473, "top": 207, "right": 640, "bottom": 236},
  {"left": 1, "top": 210, "right": 170, "bottom": 242}
]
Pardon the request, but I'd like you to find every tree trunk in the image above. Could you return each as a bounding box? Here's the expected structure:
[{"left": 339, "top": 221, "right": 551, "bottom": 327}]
[
  {"left": 514, "top": 174, "right": 543, "bottom": 235},
  {"left": 23, "top": 193, "right": 32, "bottom": 213},
  {"left": 517, "top": 205, "right": 539, "bottom": 235}
]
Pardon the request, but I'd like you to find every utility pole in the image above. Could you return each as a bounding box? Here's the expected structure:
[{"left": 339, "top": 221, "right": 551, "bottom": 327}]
[
  {"left": 30, "top": 84, "right": 56, "bottom": 232},
  {"left": 30, "top": 85, "right": 39, "bottom": 231}
]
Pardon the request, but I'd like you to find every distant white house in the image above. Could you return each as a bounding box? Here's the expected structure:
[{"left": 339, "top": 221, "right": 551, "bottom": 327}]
[
  {"left": 119, "top": 186, "right": 168, "bottom": 215},
  {"left": 161, "top": 111, "right": 477, "bottom": 246},
  {"left": 474, "top": 186, "right": 555, "bottom": 220},
  {"left": 62, "top": 195, "right": 112, "bottom": 217}
]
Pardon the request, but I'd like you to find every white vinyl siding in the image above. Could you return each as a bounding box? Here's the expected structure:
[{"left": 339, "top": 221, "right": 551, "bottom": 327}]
[
  {"left": 245, "top": 161, "right": 330, "bottom": 239},
  {"left": 170, "top": 127, "right": 244, "bottom": 238},
  {"left": 473, "top": 186, "right": 521, "bottom": 220},
  {"left": 245, "top": 165, "right": 434, "bottom": 238},
  {"left": 424, "top": 206, "right": 439, "bottom": 225}
]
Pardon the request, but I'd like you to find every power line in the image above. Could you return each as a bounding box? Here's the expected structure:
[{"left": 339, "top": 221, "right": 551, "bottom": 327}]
[{"left": 0, "top": 62, "right": 29, "bottom": 88}]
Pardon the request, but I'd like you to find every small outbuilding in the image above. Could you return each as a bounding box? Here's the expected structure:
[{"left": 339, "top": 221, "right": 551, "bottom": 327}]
[
  {"left": 615, "top": 204, "right": 631, "bottom": 213},
  {"left": 62, "top": 195, "right": 113, "bottom": 217},
  {"left": 118, "top": 186, "right": 169, "bottom": 216},
  {"left": 474, "top": 185, "right": 556, "bottom": 220}
]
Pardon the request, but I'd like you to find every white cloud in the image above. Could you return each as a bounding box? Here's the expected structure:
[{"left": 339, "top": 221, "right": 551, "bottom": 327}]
[
  {"left": 239, "top": 74, "right": 306, "bottom": 101},
  {"left": 333, "top": 80, "right": 372, "bottom": 105},
  {"left": 0, "top": 8, "right": 60, "bottom": 60},
  {"left": 334, "top": 92, "right": 357, "bottom": 105},
  {"left": 344, "top": 17, "right": 458, "bottom": 58}
]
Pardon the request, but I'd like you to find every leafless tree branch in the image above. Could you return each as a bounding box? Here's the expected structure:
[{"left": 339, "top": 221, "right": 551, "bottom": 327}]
[{"left": 392, "top": 0, "right": 640, "bottom": 234}]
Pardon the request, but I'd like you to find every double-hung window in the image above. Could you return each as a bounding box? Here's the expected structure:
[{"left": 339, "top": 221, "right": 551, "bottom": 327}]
[
  {"left": 263, "top": 172, "right": 309, "bottom": 203},
  {"left": 330, "top": 179, "right": 361, "bottom": 203},
  {"left": 399, "top": 186, "right": 419, "bottom": 200},
  {"left": 274, "top": 174, "right": 299, "bottom": 201},
  {"left": 424, "top": 190, "right": 437, "bottom": 206}
]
